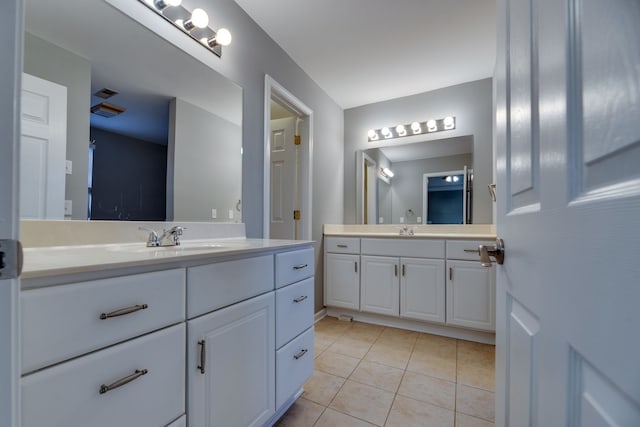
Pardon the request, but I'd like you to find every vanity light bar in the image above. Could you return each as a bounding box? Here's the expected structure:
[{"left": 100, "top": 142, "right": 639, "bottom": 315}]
[
  {"left": 138, "top": 0, "right": 231, "bottom": 58},
  {"left": 367, "top": 116, "right": 456, "bottom": 142}
]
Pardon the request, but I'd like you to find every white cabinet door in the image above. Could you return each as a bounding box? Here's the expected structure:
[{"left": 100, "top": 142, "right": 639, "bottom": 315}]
[
  {"left": 360, "top": 256, "right": 399, "bottom": 316},
  {"left": 324, "top": 253, "right": 360, "bottom": 310},
  {"left": 187, "top": 293, "right": 275, "bottom": 427},
  {"left": 400, "top": 257, "right": 445, "bottom": 323},
  {"left": 446, "top": 260, "right": 495, "bottom": 331}
]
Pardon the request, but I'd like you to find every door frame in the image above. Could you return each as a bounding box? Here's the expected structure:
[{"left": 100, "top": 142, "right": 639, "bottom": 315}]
[
  {"left": 263, "top": 75, "right": 313, "bottom": 240},
  {"left": 0, "top": 0, "right": 23, "bottom": 426}
]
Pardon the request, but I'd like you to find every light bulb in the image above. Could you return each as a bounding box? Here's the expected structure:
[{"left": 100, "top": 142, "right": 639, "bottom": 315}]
[
  {"left": 215, "top": 28, "right": 232, "bottom": 46},
  {"left": 453, "top": 176, "right": 460, "bottom": 182},
  {"left": 167, "top": 0, "right": 182, "bottom": 5},
  {"left": 367, "top": 129, "right": 378, "bottom": 140},
  {"left": 426, "top": 119, "right": 437, "bottom": 132},
  {"left": 381, "top": 127, "right": 392, "bottom": 138},
  {"left": 382, "top": 167, "right": 394, "bottom": 178},
  {"left": 411, "top": 122, "right": 422, "bottom": 134},
  {"left": 184, "top": 8, "right": 209, "bottom": 30},
  {"left": 395, "top": 125, "right": 406, "bottom": 136},
  {"left": 443, "top": 116, "right": 455, "bottom": 129}
]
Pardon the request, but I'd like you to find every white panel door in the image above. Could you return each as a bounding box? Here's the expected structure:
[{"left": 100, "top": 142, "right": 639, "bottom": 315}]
[
  {"left": 495, "top": 0, "right": 640, "bottom": 424},
  {"left": 270, "top": 117, "right": 296, "bottom": 240},
  {"left": 20, "top": 73, "right": 67, "bottom": 219},
  {"left": 187, "top": 293, "right": 275, "bottom": 427}
]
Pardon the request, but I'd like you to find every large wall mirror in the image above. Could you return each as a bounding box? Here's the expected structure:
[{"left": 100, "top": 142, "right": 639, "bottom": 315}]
[
  {"left": 357, "top": 135, "right": 489, "bottom": 224},
  {"left": 22, "top": 0, "right": 242, "bottom": 222}
]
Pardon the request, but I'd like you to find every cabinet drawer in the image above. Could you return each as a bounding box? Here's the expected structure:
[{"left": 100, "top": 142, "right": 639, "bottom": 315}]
[
  {"left": 187, "top": 254, "right": 274, "bottom": 318},
  {"left": 276, "top": 277, "right": 314, "bottom": 348},
  {"left": 21, "top": 269, "right": 185, "bottom": 373},
  {"left": 446, "top": 240, "right": 494, "bottom": 261},
  {"left": 22, "top": 324, "right": 185, "bottom": 427},
  {"left": 325, "top": 237, "right": 360, "bottom": 254},
  {"left": 276, "top": 327, "right": 314, "bottom": 409},
  {"left": 361, "top": 238, "right": 445, "bottom": 258},
  {"left": 275, "top": 247, "right": 315, "bottom": 289}
]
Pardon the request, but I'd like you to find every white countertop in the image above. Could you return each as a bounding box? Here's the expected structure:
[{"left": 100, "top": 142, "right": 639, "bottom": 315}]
[
  {"left": 323, "top": 224, "right": 496, "bottom": 239},
  {"left": 22, "top": 238, "right": 312, "bottom": 281}
]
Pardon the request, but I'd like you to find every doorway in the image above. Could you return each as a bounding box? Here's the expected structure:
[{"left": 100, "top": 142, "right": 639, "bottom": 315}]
[
  {"left": 263, "top": 76, "right": 313, "bottom": 240},
  {"left": 422, "top": 167, "right": 472, "bottom": 224},
  {"left": 362, "top": 153, "right": 377, "bottom": 224}
]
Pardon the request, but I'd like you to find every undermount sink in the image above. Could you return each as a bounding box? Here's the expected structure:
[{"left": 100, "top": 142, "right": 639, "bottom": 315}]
[{"left": 108, "top": 242, "right": 227, "bottom": 254}]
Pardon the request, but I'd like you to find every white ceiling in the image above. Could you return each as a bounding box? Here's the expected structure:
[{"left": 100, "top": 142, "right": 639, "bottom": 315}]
[{"left": 233, "top": 0, "right": 497, "bottom": 109}]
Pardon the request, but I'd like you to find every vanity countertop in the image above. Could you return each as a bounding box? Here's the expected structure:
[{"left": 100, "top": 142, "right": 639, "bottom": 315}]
[
  {"left": 21, "top": 238, "right": 313, "bottom": 285},
  {"left": 323, "top": 224, "right": 496, "bottom": 239}
]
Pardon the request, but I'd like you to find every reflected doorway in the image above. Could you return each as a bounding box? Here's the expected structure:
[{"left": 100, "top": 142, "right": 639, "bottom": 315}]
[{"left": 422, "top": 167, "right": 473, "bottom": 224}]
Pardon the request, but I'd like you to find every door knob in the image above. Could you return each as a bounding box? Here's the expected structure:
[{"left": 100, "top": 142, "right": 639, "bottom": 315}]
[{"left": 478, "top": 238, "right": 505, "bottom": 267}]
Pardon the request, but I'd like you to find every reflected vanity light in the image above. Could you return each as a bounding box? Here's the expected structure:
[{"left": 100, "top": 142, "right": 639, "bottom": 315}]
[
  {"left": 367, "top": 116, "right": 456, "bottom": 141},
  {"left": 138, "top": 0, "right": 231, "bottom": 57},
  {"left": 380, "top": 167, "right": 395, "bottom": 178}
]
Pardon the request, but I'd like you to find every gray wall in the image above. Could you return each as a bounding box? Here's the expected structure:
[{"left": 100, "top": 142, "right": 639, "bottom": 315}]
[
  {"left": 391, "top": 153, "right": 473, "bottom": 223},
  {"left": 23, "top": 32, "right": 90, "bottom": 220},
  {"left": 344, "top": 78, "right": 494, "bottom": 224},
  {"left": 168, "top": 98, "right": 242, "bottom": 222},
  {"left": 179, "top": 0, "right": 344, "bottom": 312}
]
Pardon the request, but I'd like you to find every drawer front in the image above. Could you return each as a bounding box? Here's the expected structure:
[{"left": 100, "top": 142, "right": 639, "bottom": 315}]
[
  {"left": 275, "top": 247, "right": 315, "bottom": 289},
  {"left": 361, "top": 238, "right": 445, "bottom": 258},
  {"left": 446, "top": 240, "right": 494, "bottom": 261},
  {"left": 21, "top": 269, "right": 185, "bottom": 373},
  {"left": 276, "top": 327, "right": 314, "bottom": 409},
  {"left": 325, "top": 237, "right": 360, "bottom": 254},
  {"left": 22, "top": 324, "right": 185, "bottom": 427},
  {"left": 275, "top": 277, "right": 314, "bottom": 348},
  {"left": 187, "top": 254, "right": 274, "bottom": 318}
]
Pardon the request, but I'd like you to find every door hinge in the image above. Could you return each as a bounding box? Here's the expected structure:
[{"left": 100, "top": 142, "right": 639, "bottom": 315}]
[
  {"left": 0, "top": 239, "right": 23, "bottom": 279},
  {"left": 293, "top": 210, "right": 301, "bottom": 220},
  {"left": 294, "top": 135, "right": 301, "bottom": 145}
]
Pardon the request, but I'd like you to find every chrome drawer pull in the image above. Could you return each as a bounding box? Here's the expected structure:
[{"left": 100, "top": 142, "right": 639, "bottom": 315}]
[
  {"left": 293, "top": 263, "right": 308, "bottom": 270},
  {"left": 337, "top": 244, "right": 348, "bottom": 248},
  {"left": 293, "top": 348, "right": 308, "bottom": 360},
  {"left": 99, "top": 369, "right": 148, "bottom": 394},
  {"left": 100, "top": 304, "right": 148, "bottom": 320},
  {"left": 198, "top": 340, "right": 206, "bottom": 374},
  {"left": 293, "top": 295, "right": 308, "bottom": 303}
]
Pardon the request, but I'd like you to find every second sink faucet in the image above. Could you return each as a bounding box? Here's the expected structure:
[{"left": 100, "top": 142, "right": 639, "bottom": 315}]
[
  {"left": 399, "top": 225, "right": 414, "bottom": 236},
  {"left": 140, "top": 226, "right": 185, "bottom": 247}
]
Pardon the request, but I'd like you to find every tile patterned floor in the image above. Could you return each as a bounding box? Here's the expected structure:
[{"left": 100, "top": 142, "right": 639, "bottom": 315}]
[{"left": 275, "top": 316, "right": 495, "bottom": 427}]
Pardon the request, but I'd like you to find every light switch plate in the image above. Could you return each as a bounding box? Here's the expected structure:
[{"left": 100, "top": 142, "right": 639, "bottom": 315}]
[
  {"left": 417, "top": 216, "right": 422, "bottom": 223},
  {"left": 64, "top": 200, "right": 72, "bottom": 215},
  {"left": 65, "top": 160, "right": 72, "bottom": 175},
  {"left": 211, "top": 209, "right": 217, "bottom": 219},
  {"left": 228, "top": 210, "right": 234, "bottom": 219}
]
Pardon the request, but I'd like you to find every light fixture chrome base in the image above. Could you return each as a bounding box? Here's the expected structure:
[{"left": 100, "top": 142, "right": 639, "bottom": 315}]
[{"left": 137, "top": 0, "right": 223, "bottom": 57}]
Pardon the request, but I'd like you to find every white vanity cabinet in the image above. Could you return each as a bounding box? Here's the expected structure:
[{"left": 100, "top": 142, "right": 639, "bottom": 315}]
[
  {"left": 360, "top": 238, "right": 446, "bottom": 321},
  {"left": 187, "top": 292, "right": 275, "bottom": 427},
  {"left": 324, "top": 237, "right": 360, "bottom": 310},
  {"left": 186, "top": 247, "right": 315, "bottom": 427},
  {"left": 445, "top": 240, "right": 496, "bottom": 331},
  {"left": 20, "top": 269, "right": 187, "bottom": 427}
]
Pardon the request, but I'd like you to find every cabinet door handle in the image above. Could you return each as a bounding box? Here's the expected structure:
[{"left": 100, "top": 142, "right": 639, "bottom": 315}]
[
  {"left": 293, "top": 348, "right": 308, "bottom": 360},
  {"left": 355, "top": 261, "right": 358, "bottom": 273},
  {"left": 293, "top": 263, "right": 308, "bottom": 270},
  {"left": 99, "top": 369, "right": 148, "bottom": 394},
  {"left": 100, "top": 303, "right": 148, "bottom": 320},
  {"left": 449, "top": 267, "right": 453, "bottom": 281},
  {"left": 293, "top": 295, "right": 308, "bottom": 303},
  {"left": 198, "top": 340, "right": 206, "bottom": 374},
  {"left": 394, "top": 264, "right": 398, "bottom": 277},
  {"left": 402, "top": 264, "right": 406, "bottom": 276},
  {"left": 337, "top": 244, "right": 348, "bottom": 248}
]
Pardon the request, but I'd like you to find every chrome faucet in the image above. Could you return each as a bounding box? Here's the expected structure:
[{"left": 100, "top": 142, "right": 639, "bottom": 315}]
[
  {"left": 139, "top": 226, "right": 185, "bottom": 247},
  {"left": 399, "top": 225, "right": 414, "bottom": 236}
]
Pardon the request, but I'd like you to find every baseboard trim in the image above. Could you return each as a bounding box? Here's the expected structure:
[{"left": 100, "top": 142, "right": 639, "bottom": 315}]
[
  {"left": 325, "top": 307, "right": 495, "bottom": 345},
  {"left": 314, "top": 308, "right": 327, "bottom": 323}
]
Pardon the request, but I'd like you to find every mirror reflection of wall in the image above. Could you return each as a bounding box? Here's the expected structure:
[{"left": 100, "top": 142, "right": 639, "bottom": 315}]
[
  {"left": 361, "top": 136, "right": 475, "bottom": 224},
  {"left": 22, "top": 0, "right": 242, "bottom": 222}
]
